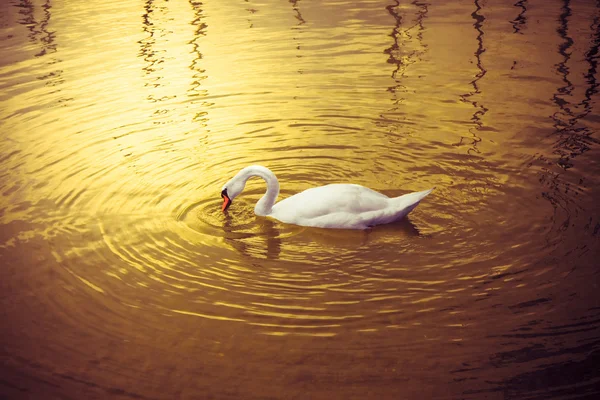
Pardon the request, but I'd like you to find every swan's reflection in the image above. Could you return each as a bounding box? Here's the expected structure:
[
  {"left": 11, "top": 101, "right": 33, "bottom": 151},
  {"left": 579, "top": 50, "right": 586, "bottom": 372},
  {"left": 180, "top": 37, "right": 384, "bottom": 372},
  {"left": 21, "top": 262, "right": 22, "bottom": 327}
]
[
  {"left": 279, "top": 215, "right": 422, "bottom": 250},
  {"left": 375, "top": 217, "right": 422, "bottom": 237},
  {"left": 222, "top": 212, "right": 282, "bottom": 260},
  {"left": 315, "top": 217, "right": 421, "bottom": 245},
  {"left": 222, "top": 207, "right": 423, "bottom": 261}
]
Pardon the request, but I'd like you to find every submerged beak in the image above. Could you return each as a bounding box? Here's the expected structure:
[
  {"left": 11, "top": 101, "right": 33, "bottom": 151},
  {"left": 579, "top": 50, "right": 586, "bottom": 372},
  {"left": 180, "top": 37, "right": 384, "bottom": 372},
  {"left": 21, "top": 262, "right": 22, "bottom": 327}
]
[{"left": 221, "top": 189, "right": 232, "bottom": 212}]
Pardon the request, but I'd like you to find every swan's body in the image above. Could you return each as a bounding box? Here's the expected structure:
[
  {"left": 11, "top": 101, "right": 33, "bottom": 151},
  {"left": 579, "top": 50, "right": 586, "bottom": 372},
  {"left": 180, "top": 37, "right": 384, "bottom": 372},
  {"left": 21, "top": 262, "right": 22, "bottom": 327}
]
[{"left": 221, "top": 165, "right": 433, "bottom": 230}]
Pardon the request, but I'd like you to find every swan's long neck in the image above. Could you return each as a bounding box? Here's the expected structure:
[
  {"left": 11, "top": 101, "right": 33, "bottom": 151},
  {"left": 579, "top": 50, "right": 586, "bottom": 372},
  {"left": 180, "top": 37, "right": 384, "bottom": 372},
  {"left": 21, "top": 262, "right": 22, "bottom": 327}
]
[{"left": 237, "top": 165, "right": 280, "bottom": 216}]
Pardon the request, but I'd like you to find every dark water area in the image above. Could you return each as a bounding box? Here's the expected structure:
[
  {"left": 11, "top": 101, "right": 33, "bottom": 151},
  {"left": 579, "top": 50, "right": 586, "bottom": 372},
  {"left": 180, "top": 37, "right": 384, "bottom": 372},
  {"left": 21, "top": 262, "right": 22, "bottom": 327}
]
[{"left": 1, "top": 0, "right": 599, "bottom": 399}]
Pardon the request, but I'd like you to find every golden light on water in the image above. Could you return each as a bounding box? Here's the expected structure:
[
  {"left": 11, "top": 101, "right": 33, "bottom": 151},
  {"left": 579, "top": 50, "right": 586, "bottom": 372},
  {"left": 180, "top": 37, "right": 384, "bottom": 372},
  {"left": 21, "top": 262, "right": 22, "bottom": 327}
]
[{"left": 1, "top": 0, "right": 600, "bottom": 399}]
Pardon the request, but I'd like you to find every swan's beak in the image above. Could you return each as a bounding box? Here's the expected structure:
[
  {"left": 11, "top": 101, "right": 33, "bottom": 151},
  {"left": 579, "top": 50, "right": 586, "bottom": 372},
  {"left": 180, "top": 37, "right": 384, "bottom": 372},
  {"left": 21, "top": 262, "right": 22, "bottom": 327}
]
[{"left": 221, "top": 189, "right": 232, "bottom": 212}]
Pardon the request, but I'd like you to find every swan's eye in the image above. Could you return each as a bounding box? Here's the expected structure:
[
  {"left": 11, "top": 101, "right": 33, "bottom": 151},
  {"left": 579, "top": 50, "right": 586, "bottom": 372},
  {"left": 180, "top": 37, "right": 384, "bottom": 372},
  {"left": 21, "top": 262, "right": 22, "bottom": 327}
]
[{"left": 221, "top": 188, "right": 228, "bottom": 198}]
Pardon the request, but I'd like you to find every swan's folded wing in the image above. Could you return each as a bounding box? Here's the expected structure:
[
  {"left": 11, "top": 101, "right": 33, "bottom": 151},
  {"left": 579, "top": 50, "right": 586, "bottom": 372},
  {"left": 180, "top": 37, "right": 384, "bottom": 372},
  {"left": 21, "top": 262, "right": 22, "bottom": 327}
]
[{"left": 270, "top": 184, "right": 390, "bottom": 223}]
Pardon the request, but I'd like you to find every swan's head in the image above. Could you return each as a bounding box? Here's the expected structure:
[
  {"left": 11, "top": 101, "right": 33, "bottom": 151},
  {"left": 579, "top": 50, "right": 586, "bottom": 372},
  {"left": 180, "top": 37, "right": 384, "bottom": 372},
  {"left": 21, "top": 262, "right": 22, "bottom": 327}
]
[{"left": 221, "top": 177, "right": 245, "bottom": 212}]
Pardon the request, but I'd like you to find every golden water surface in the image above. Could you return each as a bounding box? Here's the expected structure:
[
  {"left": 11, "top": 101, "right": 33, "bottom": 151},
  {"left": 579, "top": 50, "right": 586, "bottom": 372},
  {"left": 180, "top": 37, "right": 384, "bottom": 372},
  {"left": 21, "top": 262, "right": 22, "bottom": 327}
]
[{"left": 1, "top": 0, "right": 599, "bottom": 399}]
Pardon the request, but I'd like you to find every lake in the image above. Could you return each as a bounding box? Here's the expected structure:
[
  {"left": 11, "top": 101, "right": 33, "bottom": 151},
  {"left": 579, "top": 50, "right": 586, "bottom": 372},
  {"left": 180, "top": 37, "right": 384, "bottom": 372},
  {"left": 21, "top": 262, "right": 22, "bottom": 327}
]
[{"left": 1, "top": 0, "right": 599, "bottom": 399}]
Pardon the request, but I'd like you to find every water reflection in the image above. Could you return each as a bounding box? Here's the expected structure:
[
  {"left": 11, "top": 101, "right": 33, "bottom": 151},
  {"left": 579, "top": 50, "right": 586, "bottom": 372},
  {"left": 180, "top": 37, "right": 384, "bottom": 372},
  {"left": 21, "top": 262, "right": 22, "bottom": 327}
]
[
  {"left": 223, "top": 212, "right": 282, "bottom": 260},
  {"left": 1, "top": 0, "right": 600, "bottom": 398},
  {"left": 290, "top": 0, "right": 306, "bottom": 77},
  {"left": 17, "top": 0, "right": 63, "bottom": 88},
  {"left": 187, "top": 1, "right": 207, "bottom": 94},
  {"left": 289, "top": 0, "right": 306, "bottom": 27},
  {"left": 511, "top": 0, "right": 528, "bottom": 34},
  {"left": 384, "top": 0, "right": 429, "bottom": 105},
  {"left": 552, "top": 0, "right": 575, "bottom": 166},
  {"left": 458, "top": 0, "right": 487, "bottom": 154},
  {"left": 381, "top": 0, "right": 429, "bottom": 143},
  {"left": 551, "top": 0, "right": 599, "bottom": 170},
  {"left": 187, "top": 0, "right": 210, "bottom": 125},
  {"left": 20, "top": 0, "right": 56, "bottom": 58},
  {"left": 140, "top": 0, "right": 176, "bottom": 116},
  {"left": 538, "top": 0, "right": 600, "bottom": 242},
  {"left": 483, "top": 314, "right": 600, "bottom": 398},
  {"left": 583, "top": 15, "right": 600, "bottom": 118},
  {"left": 245, "top": 0, "right": 258, "bottom": 29}
]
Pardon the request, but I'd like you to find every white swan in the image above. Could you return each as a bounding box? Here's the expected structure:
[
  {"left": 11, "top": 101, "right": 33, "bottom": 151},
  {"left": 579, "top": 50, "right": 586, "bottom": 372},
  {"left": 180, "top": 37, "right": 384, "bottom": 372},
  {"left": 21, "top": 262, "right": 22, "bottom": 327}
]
[{"left": 220, "top": 165, "right": 433, "bottom": 230}]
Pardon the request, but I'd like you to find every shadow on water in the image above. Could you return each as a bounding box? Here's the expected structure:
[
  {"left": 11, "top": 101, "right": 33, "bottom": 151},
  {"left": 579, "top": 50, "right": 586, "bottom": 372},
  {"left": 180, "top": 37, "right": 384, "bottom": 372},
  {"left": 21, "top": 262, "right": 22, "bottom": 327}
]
[{"left": 457, "top": 0, "right": 487, "bottom": 155}]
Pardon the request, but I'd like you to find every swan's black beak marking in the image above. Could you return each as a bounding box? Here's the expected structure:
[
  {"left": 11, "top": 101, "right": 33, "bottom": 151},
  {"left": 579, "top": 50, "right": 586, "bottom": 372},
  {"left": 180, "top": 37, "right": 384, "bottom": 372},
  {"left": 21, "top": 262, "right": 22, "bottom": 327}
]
[{"left": 221, "top": 189, "right": 232, "bottom": 212}]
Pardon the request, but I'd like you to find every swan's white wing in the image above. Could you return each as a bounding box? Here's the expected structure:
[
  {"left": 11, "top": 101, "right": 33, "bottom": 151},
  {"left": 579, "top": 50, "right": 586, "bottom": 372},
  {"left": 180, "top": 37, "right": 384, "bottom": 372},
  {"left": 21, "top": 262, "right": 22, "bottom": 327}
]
[{"left": 269, "top": 184, "right": 390, "bottom": 227}]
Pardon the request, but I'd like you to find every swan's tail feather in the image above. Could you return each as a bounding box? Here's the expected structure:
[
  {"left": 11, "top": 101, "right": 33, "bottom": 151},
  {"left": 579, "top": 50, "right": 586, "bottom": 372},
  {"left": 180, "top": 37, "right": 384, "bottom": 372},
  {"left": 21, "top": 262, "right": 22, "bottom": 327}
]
[
  {"left": 393, "top": 188, "right": 433, "bottom": 205},
  {"left": 389, "top": 187, "right": 434, "bottom": 221}
]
